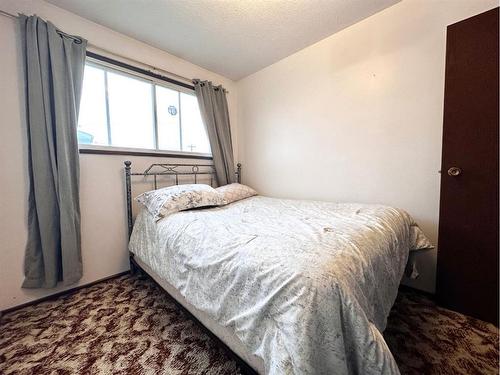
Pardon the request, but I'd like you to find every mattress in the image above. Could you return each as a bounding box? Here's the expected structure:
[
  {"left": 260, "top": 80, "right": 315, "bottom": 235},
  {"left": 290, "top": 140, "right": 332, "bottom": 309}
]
[{"left": 129, "top": 196, "right": 432, "bottom": 374}]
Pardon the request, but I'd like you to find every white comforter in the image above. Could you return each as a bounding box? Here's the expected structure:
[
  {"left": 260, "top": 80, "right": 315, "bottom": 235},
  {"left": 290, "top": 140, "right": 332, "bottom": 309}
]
[{"left": 129, "top": 196, "right": 431, "bottom": 375}]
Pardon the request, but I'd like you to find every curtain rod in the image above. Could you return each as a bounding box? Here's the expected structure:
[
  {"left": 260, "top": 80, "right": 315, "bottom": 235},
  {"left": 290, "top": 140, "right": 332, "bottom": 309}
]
[
  {"left": 0, "top": 8, "right": 229, "bottom": 92},
  {"left": 86, "top": 44, "right": 195, "bottom": 87},
  {"left": 0, "top": 8, "right": 84, "bottom": 43},
  {"left": 87, "top": 44, "right": 229, "bottom": 92},
  {"left": 86, "top": 50, "right": 195, "bottom": 91},
  {"left": 0, "top": 9, "right": 16, "bottom": 19},
  {"left": 0, "top": 9, "right": 189, "bottom": 83}
]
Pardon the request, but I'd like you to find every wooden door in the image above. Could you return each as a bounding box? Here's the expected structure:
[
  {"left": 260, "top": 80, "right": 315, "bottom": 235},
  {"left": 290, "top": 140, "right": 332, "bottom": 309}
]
[{"left": 436, "top": 7, "right": 499, "bottom": 325}]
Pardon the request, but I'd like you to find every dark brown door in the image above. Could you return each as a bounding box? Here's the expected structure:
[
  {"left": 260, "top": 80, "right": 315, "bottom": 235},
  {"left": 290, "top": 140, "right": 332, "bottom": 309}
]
[{"left": 436, "top": 7, "right": 499, "bottom": 325}]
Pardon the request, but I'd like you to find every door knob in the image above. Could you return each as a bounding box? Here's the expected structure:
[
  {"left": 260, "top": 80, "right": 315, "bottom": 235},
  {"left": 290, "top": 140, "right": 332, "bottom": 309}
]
[{"left": 447, "top": 167, "right": 462, "bottom": 176}]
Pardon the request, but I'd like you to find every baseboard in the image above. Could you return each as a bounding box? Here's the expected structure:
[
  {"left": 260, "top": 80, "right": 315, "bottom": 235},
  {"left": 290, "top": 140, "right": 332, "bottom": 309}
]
[{"left": 0, "top": 270, "right": 130, "bottom": 315}]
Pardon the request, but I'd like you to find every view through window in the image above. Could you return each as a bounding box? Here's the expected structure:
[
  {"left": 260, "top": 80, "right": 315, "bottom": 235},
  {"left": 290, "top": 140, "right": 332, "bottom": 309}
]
[{"left": 78, "top": 61, "right": 211, "bottom": 154}]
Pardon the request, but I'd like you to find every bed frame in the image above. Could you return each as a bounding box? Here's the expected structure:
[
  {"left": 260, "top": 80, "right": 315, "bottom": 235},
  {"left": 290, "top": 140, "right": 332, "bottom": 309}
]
[
  {"left": 124, "top": 160, "right": 241, "bottom": 237},
  {"left": 123, "top": 160, "right": 256, "bottom": 374}
]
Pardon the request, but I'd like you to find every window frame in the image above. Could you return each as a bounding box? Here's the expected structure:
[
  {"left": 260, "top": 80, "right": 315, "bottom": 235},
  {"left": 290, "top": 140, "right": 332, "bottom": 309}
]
[{"left": 78, "top": 52, "right": 211, "bottom": 159}]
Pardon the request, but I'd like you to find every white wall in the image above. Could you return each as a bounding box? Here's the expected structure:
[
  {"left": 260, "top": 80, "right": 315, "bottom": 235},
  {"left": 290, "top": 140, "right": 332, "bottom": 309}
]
[
  {"left": 0, "top": 0, "right": 237, "bottom": 310},
  {"left": 237, "top": 0, "right": 498, "bottom": 293}
]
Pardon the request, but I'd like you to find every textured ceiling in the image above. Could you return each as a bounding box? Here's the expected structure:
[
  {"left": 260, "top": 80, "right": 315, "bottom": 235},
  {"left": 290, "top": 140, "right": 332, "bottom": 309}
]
[{"left": 46, "top": 0, "right": 400, "bottom": 80}]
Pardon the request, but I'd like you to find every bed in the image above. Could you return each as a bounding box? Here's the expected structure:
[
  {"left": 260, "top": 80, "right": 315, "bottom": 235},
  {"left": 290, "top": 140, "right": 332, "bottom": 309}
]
[{"left": 125, "top": 161, "right": 432, "bottom": 375}]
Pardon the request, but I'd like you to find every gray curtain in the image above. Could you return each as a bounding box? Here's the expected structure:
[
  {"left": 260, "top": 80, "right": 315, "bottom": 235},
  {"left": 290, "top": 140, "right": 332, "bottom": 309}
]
[
  {"left": 193, "top": 80, "right": 236, "bottom": 185},
  {"left": 19, "top": 15, "right": 87, "bottom": 288}
]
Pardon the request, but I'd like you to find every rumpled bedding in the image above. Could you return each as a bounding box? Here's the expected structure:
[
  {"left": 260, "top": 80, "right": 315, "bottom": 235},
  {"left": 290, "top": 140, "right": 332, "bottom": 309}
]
[{"left": 129, "top": 196, "right": 432, "bottom": 375}]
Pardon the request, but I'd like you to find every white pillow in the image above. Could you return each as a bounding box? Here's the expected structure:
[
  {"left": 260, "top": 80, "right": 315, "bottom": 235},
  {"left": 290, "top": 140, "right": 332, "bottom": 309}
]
[
  {"left": 216, "top": 183, "right": 257, "bottom": 205},
  {"left": 135, "top": 184, "right": 225, "bottom": 221}
]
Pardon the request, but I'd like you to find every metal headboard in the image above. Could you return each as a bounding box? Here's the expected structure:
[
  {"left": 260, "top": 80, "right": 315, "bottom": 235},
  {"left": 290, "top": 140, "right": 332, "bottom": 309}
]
[{"left": 124, "top": 160, "right": 241, "bottom": 238}]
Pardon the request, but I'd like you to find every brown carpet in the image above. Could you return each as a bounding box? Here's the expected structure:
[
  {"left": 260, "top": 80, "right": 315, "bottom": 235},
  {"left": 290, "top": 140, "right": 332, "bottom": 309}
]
[{"left": 0, "top": 274, "right": 498, "bottom": 375}]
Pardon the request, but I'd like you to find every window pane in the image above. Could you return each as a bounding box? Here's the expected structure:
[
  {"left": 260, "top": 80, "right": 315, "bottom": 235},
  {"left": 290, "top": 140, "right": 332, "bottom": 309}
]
[
  {"left": 78, "top": 65, "right": 108, "bottom": 145},
  {"left": 156, "top": 86, "right": 181, "bottom": 151},
  {"left": 107, "top": 71, "right": 155, "bottom": 149},
  {"left": 78, "top": 62, "right": 211, "bottom": 155},
  {"left": 180, "top": 93, "right": 211, "bottom": 154}
]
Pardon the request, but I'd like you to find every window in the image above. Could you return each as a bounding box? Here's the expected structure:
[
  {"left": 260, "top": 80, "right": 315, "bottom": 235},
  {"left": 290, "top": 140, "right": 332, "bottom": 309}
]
[{"left": 78, "top": 59, "right": 211, "bottom": 155}]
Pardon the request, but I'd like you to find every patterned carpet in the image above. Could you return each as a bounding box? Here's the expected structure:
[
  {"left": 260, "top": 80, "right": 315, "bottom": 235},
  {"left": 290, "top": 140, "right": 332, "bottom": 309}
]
[{"left": 0, "top": 274, "right": 498, "bottom": 375}]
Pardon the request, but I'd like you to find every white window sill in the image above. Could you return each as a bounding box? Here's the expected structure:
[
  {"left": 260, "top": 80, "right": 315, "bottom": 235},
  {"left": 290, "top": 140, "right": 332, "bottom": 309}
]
[{"left": 78, "top": 145, "right": 212, "bottom": 160}]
